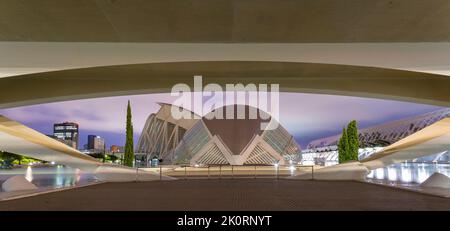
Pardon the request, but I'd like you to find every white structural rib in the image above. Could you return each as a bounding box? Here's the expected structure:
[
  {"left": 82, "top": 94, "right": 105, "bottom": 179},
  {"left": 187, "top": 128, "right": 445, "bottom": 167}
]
[
  {"left": 0, "top": 115, "right": 172, "bottom": 181},
  {"left": 362, "top": 117, "right": 450, "bottom": 170},
  {"left": 189, "top": 134, "right": 285, "bottom": 166},
  {"left": 0, "top": 115, "right": 101, "bottom": 171},
  {"left": 137, "top": 103, "right": 200, "bottom": 160}
]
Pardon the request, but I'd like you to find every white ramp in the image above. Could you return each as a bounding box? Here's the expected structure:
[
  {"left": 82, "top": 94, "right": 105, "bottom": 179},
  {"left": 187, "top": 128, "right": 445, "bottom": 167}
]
[
  {"left": 0, "top": 115, "right": 171, "bottom": 181},
  {"left": 362, "top": 117, "right": 450, "bottom": 170},
  {"left": 291, "top": 117, "right": 450, "bottom": 181}
]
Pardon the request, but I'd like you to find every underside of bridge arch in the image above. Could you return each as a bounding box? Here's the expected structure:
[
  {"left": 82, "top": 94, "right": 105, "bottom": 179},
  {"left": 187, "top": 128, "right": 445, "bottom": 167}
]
[{"left": 0, "top": 61, "right": 449, "bottom": 108}]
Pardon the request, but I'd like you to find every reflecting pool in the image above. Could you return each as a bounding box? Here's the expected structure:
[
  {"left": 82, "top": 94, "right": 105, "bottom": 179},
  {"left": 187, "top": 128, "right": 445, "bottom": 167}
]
[
  {"left": 0, "top": 166, "right": 98, "bottom": 192},
  {"left": 366, "top": 162, "right": 450, "bottom": 185}
]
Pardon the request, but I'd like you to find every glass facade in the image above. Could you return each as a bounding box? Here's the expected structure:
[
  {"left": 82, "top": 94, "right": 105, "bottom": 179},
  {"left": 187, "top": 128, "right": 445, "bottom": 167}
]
[
  {"left": 170, "top": 118, "right": 304, "bottom": 165},
  {"left": 173, "top": 121, "right": 211, "bottom": 164},
  {"left": 262, "top": 123, "right": 301, "bottom": 161},
  {"left": 143, "top": 104, "right": 303, "bottom": 166},
  {"left": 245, "top": 143, "right": 278, "bottom": 164},
  {"left": 53, "top": 122, "right": 79, "bottom": 149}
]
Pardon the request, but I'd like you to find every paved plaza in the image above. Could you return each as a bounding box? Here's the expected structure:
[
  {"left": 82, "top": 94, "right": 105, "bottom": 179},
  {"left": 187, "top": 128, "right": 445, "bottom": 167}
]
[{"left": 0, "top": 179, "right": 449, "bottom": 211}]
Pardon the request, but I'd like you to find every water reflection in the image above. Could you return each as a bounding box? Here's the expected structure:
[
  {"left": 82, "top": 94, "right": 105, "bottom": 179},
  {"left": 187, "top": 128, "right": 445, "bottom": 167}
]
[
  {"left": 387, "top": 167, "right": 396, "bottom": 181},
  {"left": 366, "top": 170, "right": 373, "bottom": 178},
  {"left": 367, "top": 163, "right": 450, "bottom": 185},
  {"left": 0, "top": 166, "right": 97, "bottom": 192},
  {"left": 401, "top": 165, "right": 412, "bottom": 183},
  {"left": 25, "top": 165, "right": 33, "bottom": 182},
  {"left": 75, "top": 168, "right": 81, "bottom": 182},
  {"left": 375, "top": 168, "right": 384, "bottom": 179}
]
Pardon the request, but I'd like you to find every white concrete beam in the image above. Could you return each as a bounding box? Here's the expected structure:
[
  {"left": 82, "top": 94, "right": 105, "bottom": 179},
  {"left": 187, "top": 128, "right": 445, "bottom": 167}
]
[{"left": 2, "top": 42, "right": 450, "bottom": 78}]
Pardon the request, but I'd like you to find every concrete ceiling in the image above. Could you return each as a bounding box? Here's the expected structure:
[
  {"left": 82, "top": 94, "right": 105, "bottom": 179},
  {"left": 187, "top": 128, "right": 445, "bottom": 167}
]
[
  {"left": 0, "top": 61, "right": 449, "bottom": 109},
  {"left": 1, "top": 0, "right": 450, "bottom": 42},
  {"left": 0, "top": 1, "right": 449, "bottom": 109}
]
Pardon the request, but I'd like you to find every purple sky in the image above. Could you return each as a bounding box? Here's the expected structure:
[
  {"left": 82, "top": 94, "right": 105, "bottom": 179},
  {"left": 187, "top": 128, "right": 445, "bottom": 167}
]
[{"left": 0, "top": 93, "right": 444, "bottom": 149}]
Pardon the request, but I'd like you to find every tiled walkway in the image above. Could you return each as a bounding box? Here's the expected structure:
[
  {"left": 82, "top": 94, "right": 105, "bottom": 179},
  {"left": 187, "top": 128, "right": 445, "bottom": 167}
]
[{"left": 0, "top": 179, "right": 449, "bottom": 210}]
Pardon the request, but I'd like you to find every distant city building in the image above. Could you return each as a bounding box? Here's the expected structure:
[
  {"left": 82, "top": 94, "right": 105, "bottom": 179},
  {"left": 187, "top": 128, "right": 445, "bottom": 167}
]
[
  {"left": 110, "top": 145, "right": 124, "bottom": 153},
  {"left": 87, "top": 135, "right": 105, "bottom": 153},
  {"left": 53, "top": 122, "right": 79, "bottom": 149}
]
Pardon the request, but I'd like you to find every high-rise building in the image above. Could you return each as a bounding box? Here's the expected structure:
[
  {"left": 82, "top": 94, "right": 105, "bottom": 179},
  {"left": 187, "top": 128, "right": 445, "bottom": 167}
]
[
  {"left": 87, "top": 135, "right": 105, "bottom": 153},
  {"left": 53, "top": 122, "right": 79, "bottom": 149}
]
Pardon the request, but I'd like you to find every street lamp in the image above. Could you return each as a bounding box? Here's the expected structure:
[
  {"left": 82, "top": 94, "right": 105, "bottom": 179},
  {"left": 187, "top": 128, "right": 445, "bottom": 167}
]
[{"left": 274, "top": 162, "right": 279, "bottom": 180}]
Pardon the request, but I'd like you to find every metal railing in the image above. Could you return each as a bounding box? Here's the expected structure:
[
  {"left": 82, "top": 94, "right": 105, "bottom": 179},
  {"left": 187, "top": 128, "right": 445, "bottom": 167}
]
[{"left": 150, "top": 164, "right": 314, "bottom": 181}]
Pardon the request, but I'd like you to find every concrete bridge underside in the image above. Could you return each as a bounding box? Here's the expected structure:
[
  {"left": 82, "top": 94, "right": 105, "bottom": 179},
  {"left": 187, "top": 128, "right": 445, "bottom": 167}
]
[
  {"left": 0, "top": 61, "right": 449, "bottom": 109},
  {"left": 2, "top": 0, "right": 450, "bottom": 43}
]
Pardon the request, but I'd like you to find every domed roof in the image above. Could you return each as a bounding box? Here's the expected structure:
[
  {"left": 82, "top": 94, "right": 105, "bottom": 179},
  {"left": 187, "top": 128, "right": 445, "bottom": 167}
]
[{"left": 202, "top": 105, "right": 272, "bottom": 155}]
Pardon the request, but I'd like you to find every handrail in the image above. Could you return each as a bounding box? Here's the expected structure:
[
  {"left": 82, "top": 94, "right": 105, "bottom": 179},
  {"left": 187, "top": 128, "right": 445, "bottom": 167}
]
[{"left": 152, "top": 163, "right": 314, "bottom": 181}]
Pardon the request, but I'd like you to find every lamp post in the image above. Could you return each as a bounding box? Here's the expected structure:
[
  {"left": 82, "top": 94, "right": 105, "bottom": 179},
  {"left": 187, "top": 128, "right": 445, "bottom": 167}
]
[
  {"left": 274, "top": 162, "right": 279, "bottom": 180},
  {"left": 134, "top": 155, "right": 138, "bottom": 182}
]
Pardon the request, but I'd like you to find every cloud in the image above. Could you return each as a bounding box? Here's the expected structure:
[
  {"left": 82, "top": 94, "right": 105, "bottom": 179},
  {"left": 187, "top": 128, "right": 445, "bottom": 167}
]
[
  {"left": 0, "top": 92, "right": 444, "bottom": 147},
  {"left": 0, "top": 93, "right": 178, "bottom": 134}
]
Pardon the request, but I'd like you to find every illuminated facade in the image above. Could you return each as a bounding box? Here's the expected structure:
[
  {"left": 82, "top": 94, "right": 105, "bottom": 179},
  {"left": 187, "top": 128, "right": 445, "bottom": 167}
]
[
  {"left": 87, "top": 135, "right": 105, "bottom": 153},
  {"left": 307, "top": 108, "right": 450, "bottom": 149},
  {"left": 53, "top": 122, "right": 79, "bottom": 149},
  {"left": 302, "top": 108, "right": 450, "bottom": 165},
  {"left": 136, "top": 103, "right": 200, "bottom": 162},
  {"left": 138, "top": 104, "right": 301, "bottom": 165}
]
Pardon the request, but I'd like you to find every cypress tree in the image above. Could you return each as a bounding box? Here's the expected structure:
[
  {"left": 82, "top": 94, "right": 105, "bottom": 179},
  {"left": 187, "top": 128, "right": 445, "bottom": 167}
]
[
  {"left": 347, "top": 120, "right": 359, "bottom": 161},
  {"left": 124, "top": 100, "right": 134, "bottom": 167},
  {"left": 338, "top": 127, "right": 349, "bottom": 163}
]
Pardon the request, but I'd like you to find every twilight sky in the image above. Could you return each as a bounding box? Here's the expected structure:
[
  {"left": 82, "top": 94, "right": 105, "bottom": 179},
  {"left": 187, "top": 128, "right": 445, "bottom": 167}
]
[{"left": 0, "top": 93, "right": 443, "bottom": 149}]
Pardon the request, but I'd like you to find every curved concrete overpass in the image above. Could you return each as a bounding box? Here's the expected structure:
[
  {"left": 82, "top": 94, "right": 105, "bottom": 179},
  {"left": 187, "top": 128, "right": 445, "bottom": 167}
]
[
  {"left": 0, "top": 61, "right": 449, "bottom": 109},
  {"left": 1, "top": 0, "right": 450, "bottom": 109},
  {"left": 2, "top": 0, "right": 450, "bottom": 77},
  {"left": 3, "top": 42, "right": 450, "bottom": 78}
]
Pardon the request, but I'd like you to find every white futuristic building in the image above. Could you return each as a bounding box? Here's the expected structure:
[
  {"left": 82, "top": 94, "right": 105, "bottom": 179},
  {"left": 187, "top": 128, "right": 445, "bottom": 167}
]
[
  {"left": 138, "top": 104, "right": 301, "bottom": 165},
  {"left": 302, "top": 108, "right": 450, "bottom": 166},
  {"left": 136, "top": 103, "right": 200, "bottom": 161},
  {"left": 308, "top": 108, "right": 450, "bottom": 149}
]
